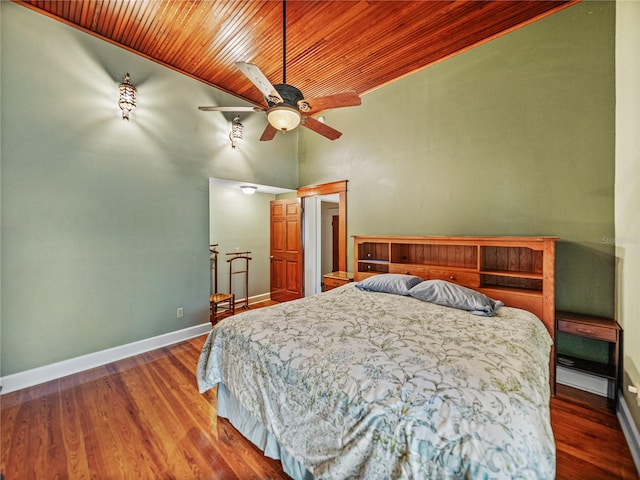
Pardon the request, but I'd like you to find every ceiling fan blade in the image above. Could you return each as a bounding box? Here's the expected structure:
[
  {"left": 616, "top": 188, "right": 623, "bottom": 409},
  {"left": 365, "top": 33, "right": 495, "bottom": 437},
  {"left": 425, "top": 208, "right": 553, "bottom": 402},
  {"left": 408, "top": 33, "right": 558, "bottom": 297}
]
[
  {"left": 298, "top": 92, "right": 361, "bottom": 115},
  {"left": 236, "top": 62, "right": 283, "bottom": 104},
  {"left": 259, "top": 123, "right": 278, "bottom": 142},
  {"left": 302, "top": 116, "right": 342, "bottom": 141},
  {"left": 198, "top": 106, "right": 263, "bottom": 112}
]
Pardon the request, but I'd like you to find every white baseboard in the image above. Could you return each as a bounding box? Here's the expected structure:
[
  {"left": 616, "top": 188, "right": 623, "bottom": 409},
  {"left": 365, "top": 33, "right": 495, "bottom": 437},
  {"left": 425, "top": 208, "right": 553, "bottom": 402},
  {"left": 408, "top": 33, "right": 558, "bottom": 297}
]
[
  {"left": 215, "top": 292, "right": 272, "bottom": 312},
  {"left": 0, "top": 292, "right": 273, "bottom": 395},
  {"left": 247, "top": 292, "right": 271, "bottom": 305},
  {"left": 618, "top": 395, "right": 640, "bottom": 475},
  {"left": 556, "top": 366, "right": 609, "bottom": 396},
  {"left": 0, "top": 322, "right": 212, "bottom": 395}
]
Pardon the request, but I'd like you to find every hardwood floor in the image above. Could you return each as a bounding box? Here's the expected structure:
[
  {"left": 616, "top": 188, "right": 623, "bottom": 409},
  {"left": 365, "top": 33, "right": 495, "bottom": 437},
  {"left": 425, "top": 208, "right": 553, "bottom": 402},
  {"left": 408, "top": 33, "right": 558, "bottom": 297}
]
[
  {"left": 2, "top": 310, "right": 639, "bottom": 479},
  {"left": 552, "top": 392, "right": 639, "bottom": 480},
  {"left": 1, "top": 334, "right": 289, "bottom": 480}
]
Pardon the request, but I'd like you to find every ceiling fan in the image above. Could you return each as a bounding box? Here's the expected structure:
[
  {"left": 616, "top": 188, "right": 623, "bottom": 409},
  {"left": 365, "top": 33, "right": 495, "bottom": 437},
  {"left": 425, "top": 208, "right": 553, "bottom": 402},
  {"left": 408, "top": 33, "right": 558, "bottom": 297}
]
[{"left": 198, "top": 0, "right": 361, "bottom": 141}]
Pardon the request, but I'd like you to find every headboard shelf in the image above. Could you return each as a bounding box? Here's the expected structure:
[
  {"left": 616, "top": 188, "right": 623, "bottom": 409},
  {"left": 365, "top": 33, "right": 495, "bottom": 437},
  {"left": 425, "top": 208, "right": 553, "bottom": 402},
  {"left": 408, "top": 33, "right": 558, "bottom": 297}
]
[
  {"left": 480, "top": 269, "right": 544, "bottom": 279},
  {"left": 353, "top": 234, "right": 560, "bottom": 393}
]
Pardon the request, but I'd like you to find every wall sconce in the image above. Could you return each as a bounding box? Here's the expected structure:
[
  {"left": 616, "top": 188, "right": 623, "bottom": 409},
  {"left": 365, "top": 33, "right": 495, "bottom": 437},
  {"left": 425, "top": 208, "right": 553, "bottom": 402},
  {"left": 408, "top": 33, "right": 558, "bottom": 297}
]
[
  {"left": 229, "top": 115, "right": 244, "bottom": 149},
  {"left": 118, "top": 73, "right": 137, "bottom": 120},
  {"left": 240, "top": 185, "right": 257, "bottom": 195}
]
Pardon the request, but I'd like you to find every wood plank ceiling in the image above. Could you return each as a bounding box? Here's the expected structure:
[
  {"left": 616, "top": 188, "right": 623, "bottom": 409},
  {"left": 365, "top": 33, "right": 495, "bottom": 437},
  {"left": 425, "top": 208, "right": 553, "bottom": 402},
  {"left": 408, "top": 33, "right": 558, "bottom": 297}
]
[{"left": 17, "top": 0, "right": 578, "bottom": 108}]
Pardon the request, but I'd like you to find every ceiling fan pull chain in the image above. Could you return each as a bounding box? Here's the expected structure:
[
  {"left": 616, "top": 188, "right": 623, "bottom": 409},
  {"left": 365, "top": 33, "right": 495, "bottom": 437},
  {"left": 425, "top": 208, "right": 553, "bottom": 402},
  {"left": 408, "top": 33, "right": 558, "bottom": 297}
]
[{"left": 282, "top": 0, "right": 287, "bottom": 85}]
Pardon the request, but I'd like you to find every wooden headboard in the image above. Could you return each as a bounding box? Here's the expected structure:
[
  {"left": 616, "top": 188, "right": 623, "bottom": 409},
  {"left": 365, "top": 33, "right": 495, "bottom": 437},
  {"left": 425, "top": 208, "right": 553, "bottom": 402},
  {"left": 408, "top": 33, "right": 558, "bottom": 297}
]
[{"left": 353, "top": 235, "right": 560, "bottom": 392}]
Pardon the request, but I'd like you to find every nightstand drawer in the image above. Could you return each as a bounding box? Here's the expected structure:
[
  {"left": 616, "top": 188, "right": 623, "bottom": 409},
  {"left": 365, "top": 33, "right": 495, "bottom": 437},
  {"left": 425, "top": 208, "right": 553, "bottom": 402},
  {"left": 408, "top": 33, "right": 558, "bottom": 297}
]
[
  {"left": 323, "top": 271, "right": 353, "bottom": 291},
  {"left": 557, "top": 319, "right": 617, "bottom": 342},
  {"left": 325, "top": 277, "right": 347, "bottom": 289}
]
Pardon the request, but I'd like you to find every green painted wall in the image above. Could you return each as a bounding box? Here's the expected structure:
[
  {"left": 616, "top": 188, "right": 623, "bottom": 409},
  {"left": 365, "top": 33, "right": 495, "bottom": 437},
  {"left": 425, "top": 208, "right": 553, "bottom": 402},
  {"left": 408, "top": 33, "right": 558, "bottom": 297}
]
[
  {"left": 0, "top": 3, "right": 297, "bottom": 376},
  {"left": 299, "top": 1, "right": 615, "bottom": 317}
]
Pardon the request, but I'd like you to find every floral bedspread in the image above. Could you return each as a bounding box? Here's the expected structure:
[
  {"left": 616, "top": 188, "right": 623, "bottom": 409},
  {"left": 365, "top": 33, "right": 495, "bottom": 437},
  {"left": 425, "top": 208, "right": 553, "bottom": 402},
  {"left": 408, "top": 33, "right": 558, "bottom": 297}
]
[{"left": 197, "top": 284, "right": 554, "bottom": 479}]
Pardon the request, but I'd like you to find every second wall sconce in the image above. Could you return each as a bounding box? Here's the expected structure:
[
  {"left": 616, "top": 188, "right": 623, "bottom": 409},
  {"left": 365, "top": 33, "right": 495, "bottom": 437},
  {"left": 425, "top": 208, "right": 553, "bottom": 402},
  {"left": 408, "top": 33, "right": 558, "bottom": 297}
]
[
  {"left": 229, "top": 115, "right": 243, "bottom": 149},
  {"left": 118, "top": 73, "right": 137, "bottom": 120}
]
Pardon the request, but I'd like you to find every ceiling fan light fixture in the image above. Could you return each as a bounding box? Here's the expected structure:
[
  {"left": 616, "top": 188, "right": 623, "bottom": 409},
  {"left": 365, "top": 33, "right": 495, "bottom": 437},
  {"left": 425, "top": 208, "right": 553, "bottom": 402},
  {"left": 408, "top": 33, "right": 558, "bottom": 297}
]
[{"left": 267, "top": 105, "right": 301, "bottom": 132}]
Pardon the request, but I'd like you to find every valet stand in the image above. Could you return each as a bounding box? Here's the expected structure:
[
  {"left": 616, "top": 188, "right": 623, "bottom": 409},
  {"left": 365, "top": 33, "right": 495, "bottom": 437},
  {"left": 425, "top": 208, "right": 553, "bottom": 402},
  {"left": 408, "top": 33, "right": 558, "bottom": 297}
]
[
  {"left": 209, "top": 244, "right": 235, "bottom": 326},
  {"left": 226, "top": 251, "right": 252, "bottom": 311}
]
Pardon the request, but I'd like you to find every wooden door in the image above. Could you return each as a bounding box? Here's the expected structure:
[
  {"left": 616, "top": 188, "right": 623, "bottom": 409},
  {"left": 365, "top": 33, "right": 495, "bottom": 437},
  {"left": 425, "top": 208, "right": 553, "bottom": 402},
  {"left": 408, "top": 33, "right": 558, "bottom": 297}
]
[{"left": 270, "top": 198, "right": 303, "bottom": 302}]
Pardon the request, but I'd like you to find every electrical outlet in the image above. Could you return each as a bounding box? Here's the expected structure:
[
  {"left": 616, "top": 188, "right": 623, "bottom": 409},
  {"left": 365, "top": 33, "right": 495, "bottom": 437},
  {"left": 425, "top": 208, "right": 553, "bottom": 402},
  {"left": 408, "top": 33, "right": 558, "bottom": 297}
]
[
  {"left": 177, "top": 307, "right": 184, "bottom": 318},
  {"left": 630, "top": 384, "right": 640, "bottom": 406}
]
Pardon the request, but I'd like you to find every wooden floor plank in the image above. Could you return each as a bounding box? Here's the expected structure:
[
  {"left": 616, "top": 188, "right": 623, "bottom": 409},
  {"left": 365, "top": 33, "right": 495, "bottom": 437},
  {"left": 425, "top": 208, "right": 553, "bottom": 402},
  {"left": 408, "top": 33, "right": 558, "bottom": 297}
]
[
  {"left": 2, "top": 306, "right": 639, "bottom": 479},
  {"left": 551, "top": 394, "right": 639, "bottom": 480}
]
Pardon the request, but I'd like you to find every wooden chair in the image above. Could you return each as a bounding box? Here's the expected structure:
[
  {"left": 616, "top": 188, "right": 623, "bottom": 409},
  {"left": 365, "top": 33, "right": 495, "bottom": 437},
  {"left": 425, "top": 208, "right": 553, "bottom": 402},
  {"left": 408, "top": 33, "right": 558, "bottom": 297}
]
[{"left": 209, "top": 245, "right": 235, "bottom": 326}]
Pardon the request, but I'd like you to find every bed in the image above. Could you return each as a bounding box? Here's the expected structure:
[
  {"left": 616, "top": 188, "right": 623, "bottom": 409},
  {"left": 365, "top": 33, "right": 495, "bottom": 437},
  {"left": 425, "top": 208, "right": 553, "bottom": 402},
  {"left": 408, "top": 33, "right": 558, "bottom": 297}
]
[{"left": 197, "top": 277, "right": 555, "bottom": 479}]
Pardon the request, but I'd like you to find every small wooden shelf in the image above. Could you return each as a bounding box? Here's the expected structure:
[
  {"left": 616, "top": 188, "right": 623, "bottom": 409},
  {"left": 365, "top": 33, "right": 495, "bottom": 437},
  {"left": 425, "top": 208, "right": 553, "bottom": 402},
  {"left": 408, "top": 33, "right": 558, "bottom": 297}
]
[
  {"left": 480, "top": 269, "right": 543, "bottom": 279},
  {"left": 479, "top": 285, "right": 543, "bottom": 296},
  {"left": 557, "top": 354, "right": 616, "bottom": 379}
]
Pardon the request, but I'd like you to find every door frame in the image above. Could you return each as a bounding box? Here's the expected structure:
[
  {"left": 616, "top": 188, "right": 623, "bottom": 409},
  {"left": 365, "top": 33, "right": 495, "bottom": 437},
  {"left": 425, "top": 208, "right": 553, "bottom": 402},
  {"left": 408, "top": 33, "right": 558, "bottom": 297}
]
[
  {"left": 297, "top": 180, "right": 348, "bottom": 273},
  {"left": 302, "top": 196, "right": 322, "bottom": 296}
]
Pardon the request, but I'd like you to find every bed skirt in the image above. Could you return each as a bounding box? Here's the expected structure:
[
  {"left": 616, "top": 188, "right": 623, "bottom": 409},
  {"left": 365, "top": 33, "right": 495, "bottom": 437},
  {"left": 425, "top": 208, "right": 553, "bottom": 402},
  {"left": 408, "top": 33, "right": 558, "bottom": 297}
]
[{"left": 217, "top": 383, "right": 315, "bottom": 480}]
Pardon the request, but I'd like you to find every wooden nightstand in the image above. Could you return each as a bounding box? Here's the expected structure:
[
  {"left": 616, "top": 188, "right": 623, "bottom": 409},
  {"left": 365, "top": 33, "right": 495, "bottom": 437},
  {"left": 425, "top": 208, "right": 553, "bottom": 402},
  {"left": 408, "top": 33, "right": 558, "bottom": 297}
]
[
  {"left": 323, "top": 271, "right": 353, "bottom": 291},
  {"left": 555, "top": 310, "right": 622, "bottom": 411}
]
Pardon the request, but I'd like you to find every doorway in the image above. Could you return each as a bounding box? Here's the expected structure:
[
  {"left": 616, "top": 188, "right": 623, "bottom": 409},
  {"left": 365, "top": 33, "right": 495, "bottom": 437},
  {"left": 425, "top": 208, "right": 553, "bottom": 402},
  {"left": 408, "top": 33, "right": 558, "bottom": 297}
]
[
  {"left": 210, "top": 178, "right": 347, "bottom": 302},
  {"left": 302, "top": 194, "right": 340, "bottom": 295},
  {"left": 298, "top": 180, "right": 348, "bottom": 297},
  {"left": 209, "top": 178, "right": 295, "bottom": 304}
]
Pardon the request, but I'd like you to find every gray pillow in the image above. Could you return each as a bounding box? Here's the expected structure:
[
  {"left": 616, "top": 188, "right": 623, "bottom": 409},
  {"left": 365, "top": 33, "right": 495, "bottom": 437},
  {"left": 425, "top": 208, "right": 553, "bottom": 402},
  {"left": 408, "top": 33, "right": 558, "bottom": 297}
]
[
  {"left": 408, "top": 280, "right": 504, "bottom": 316},
  {"left": 355, "top": 274, "right": 423, "bottom": 295}
]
